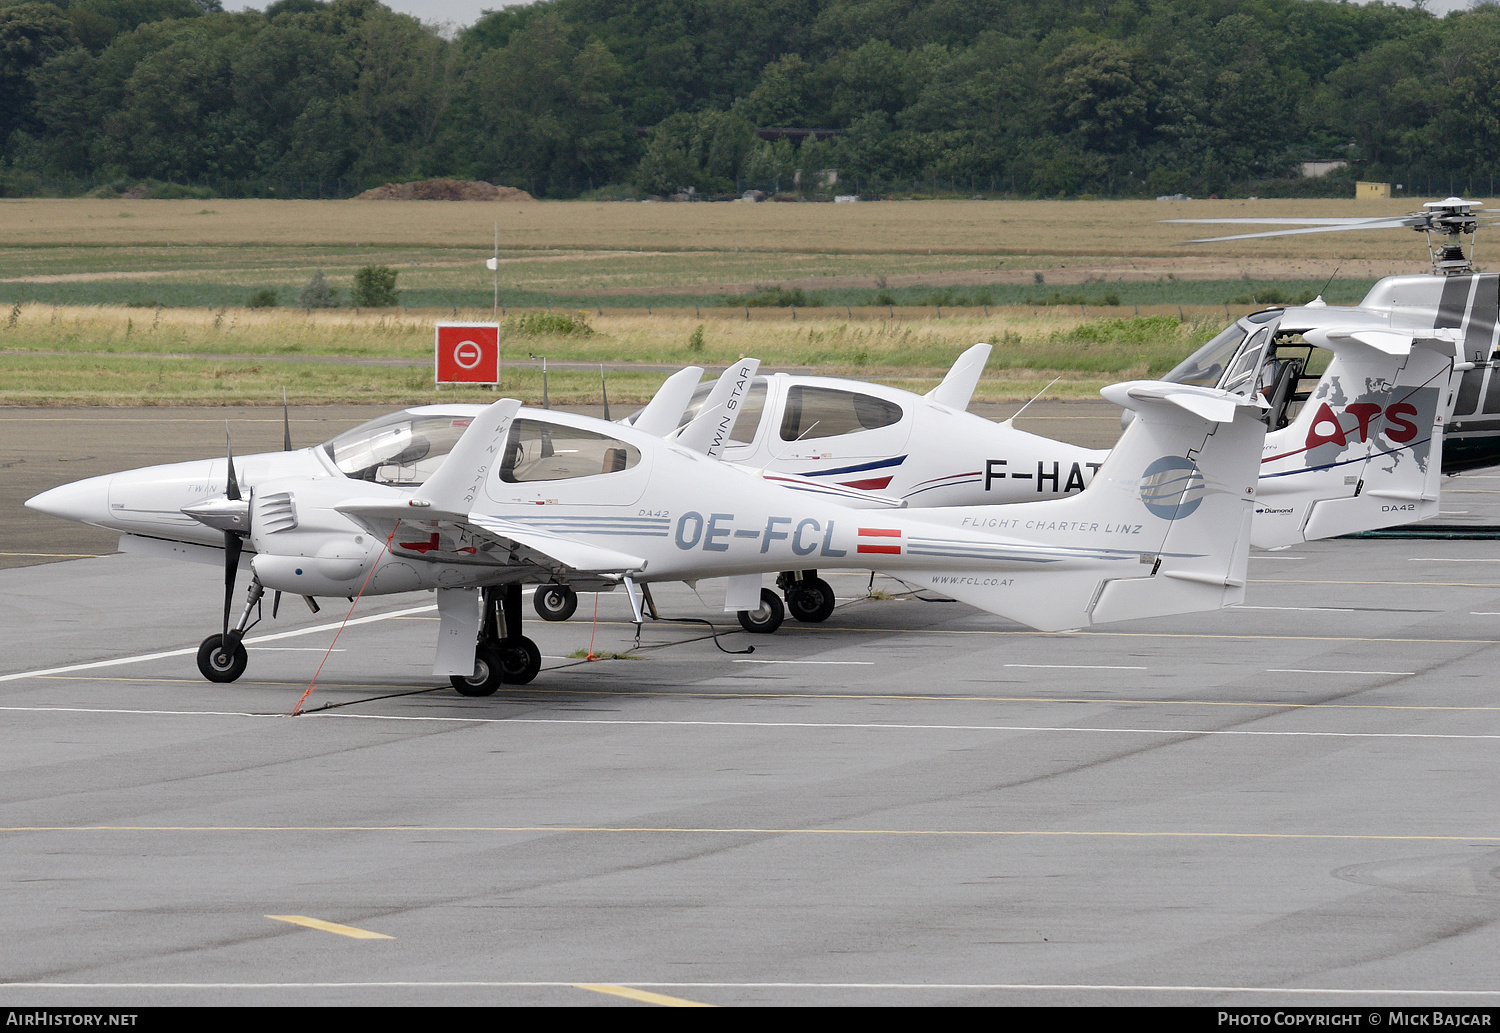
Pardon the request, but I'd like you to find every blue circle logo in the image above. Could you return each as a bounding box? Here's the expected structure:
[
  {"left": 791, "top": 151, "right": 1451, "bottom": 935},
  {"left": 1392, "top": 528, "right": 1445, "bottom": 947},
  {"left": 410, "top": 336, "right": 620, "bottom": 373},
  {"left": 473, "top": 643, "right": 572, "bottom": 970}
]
[{"left": 1139, "top": 456, "right": 1207, "bottom": 519}]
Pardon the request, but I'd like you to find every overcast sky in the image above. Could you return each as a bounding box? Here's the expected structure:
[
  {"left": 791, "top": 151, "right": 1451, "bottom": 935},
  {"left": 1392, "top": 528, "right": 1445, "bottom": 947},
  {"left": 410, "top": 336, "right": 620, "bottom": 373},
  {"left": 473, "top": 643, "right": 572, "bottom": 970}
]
[
  {"left": 222, "top": 0, "right": 1482, "bottom": 33},
  {"left": 221, "top": 1, "right": 511, "bottom": 31}
]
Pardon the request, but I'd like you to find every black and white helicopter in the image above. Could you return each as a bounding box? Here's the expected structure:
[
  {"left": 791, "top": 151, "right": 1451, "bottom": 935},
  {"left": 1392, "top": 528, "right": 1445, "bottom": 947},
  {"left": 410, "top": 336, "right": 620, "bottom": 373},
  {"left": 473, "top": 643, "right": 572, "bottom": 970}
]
[{"left": 1165, "top": 197, "right": 1500, "bottom": 473}]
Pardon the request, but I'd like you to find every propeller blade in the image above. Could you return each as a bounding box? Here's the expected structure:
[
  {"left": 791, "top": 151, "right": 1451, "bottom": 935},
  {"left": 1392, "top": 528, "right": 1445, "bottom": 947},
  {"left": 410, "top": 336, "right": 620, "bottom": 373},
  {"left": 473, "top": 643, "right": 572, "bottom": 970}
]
[
  {"left": 222, "top": 531, "right": 242, "bottom": 642},
  {"left": 282, "top": 388, "right": 293, "bottom": 451},
  {"left": 600, "top": 364, "right": 610, "bottom": 421},
  {"left": 225, "top": 422, "right": 240, "bottom": 501}
]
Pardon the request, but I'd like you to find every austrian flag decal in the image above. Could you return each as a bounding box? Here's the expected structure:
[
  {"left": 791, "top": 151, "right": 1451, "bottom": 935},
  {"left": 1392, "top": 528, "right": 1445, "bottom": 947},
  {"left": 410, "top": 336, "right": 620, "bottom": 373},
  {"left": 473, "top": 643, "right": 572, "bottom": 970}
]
[{"left": 857, "top": 527, "right": 902, "bottom": 555}]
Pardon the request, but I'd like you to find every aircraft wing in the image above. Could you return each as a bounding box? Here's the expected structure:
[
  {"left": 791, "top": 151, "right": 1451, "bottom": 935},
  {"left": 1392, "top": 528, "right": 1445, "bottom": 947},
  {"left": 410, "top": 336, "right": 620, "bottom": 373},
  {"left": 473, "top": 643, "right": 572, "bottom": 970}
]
[{"left": 335, "top": 499, "right": 647, "bottom": 576}]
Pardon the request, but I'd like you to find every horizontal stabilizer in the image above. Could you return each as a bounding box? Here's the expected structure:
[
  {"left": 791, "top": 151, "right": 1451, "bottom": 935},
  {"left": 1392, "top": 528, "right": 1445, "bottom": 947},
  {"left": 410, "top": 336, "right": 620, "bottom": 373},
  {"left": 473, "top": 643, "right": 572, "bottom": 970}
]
[{"left": 1102, "top": 380, "right": 1253, "bottom": 423}]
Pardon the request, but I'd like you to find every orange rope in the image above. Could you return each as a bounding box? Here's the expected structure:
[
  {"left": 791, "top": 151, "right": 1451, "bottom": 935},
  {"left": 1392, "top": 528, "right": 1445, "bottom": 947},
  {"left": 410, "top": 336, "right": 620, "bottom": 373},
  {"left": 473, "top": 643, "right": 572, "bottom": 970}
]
[
  {"left": 292, "top": 530, "right": 395, "bottom": 715},
  {"left": 586, "top": 589, "right": 600, "bottom": 661}
]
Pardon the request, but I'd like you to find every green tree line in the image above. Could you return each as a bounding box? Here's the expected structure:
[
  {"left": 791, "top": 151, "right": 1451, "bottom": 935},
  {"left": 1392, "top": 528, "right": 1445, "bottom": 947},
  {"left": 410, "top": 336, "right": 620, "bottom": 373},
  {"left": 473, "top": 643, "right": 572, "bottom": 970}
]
[{"left": 3, "top": 0, "right": 1499, "bottom": 199}]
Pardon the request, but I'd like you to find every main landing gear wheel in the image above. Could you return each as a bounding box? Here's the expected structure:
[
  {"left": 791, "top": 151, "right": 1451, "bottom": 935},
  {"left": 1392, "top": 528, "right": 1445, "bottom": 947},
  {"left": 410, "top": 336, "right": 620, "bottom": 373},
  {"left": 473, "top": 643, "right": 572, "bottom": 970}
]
[
  {"left": 497, "top": 636, "right": 542, "bottom": 685},
  {"left": 451, "top": 642, "right": 505, "bottom": 697},
  {"left": 197, "top": 634, "right": 248, "bottom": 683},
  {"left": 737, "top": 588, "right": 785, "bottom": 634},
  {"left": 533, "top": 584, "right": 578, "bottom": 622},
  {"left": 785, "top": 577, "right": 836, "bottom": 623}
]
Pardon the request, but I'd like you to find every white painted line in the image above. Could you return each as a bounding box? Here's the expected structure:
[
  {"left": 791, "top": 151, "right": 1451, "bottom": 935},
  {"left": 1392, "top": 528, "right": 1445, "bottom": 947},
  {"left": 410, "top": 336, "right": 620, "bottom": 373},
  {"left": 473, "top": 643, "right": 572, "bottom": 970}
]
[
  {"left": 1267, "top": 668, "right": 1413, "bottom": 676},
  {"left": 4, "top": 705, "right": 1498, "bottom": 740},
  {"left": 733, "top": 660, "right": 875, "bottom": 665},
  {"left": 1250, "top": 556, "right": 1305, "bottom": 560},
  {"left": 0, "top": 980, "right": 1495, "bottom": 996},
  {"left": 1234, "top": 606, "right": 1354, "bottom": 612},
  {"left": 0, "top": 604, "right": 437, "bottom": 683},
  {"left": 1472, "top": 612, "right": 1500, "bottom": 615},
  {"left": 1409, "top": 558, "right": 1500, "bottom": 563},
  {"left": 1005, "top": 664, "right": 1147, "bottom": 670},
  {"left": 250, "top": 648, "right": 347, "bottom": 653}
]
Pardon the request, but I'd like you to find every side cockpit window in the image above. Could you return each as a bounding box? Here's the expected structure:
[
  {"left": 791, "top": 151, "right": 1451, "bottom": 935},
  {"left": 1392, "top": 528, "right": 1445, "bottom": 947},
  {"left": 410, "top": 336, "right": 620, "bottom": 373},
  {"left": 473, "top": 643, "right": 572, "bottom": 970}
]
[
  {"left": 675, "top": 379, "right": 767, "bottom": 444},
  {"left": 323, "top": 412, "right": 475, "bottom": 486},
  {"left": 500, "top": 419, "right": 641, "bottom": 482},
  {"left": 779, "top": 386, "right": 903, "bottom": 441}
]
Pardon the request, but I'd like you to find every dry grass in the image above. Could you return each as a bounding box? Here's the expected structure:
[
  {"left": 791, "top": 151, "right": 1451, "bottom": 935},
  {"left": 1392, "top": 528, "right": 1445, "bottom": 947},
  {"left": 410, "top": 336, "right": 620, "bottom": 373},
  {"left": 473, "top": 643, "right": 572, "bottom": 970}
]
[
  {"left": 0, "top": 197, "right": 1445, "bottom": 261},
  {"left": 0, "top": 302, "right": 1218, "bottom": 405}
]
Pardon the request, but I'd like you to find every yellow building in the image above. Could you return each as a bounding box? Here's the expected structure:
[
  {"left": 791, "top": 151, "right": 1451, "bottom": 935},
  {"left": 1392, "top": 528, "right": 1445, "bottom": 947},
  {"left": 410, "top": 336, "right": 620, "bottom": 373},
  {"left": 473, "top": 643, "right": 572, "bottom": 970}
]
[{"left": 1357, "top": 181, "right": 1392, "bottom": 200}]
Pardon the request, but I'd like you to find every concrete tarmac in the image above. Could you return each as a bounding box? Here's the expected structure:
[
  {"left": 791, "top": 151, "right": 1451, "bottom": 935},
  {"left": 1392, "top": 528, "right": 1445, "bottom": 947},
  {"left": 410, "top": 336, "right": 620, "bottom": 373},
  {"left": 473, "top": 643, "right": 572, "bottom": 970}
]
[{"left": 3, "top": 406, "right": 1500, "bottom": 1006}]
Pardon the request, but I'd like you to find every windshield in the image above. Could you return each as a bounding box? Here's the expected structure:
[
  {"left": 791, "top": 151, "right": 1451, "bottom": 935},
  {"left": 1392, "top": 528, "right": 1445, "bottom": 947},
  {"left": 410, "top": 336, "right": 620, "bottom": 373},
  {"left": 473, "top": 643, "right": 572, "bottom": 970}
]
[
  {"left": 1163, "top": 324, "right": 1249, "bottom": 387},
  {"left": 323, "top": 411, "right": 475, "bottom": 486}
]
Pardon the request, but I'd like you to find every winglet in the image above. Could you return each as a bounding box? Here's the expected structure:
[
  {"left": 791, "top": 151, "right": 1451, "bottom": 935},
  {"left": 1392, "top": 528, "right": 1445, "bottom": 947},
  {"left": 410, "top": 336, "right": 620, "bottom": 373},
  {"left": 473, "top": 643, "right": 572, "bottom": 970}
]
[
  {"left": 412, "top": 397, "right": 522, "bottom": 515},
  {"left": 631, "top": 365, "right": 704, "bottom": 436},
  {"left": 924, "top": 343, "right": 991, "bottom": 410},
  {"left": 676, "top": 358, "right": 760, "bottom": 458}
]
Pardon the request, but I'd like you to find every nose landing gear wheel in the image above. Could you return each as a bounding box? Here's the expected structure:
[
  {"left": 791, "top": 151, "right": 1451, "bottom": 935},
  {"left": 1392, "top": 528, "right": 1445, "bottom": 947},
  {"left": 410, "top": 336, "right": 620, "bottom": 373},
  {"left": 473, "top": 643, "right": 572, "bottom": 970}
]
[
  {"left": 785, "top": 576, "right": 836, "bottom": 623},
  {"left": 197, "top": 634, "right": 248, "bottom": 683},
  {"left": 451, "top": 642, "right": 504, "bottom": 696},
  {"left": 533, "top": 584, "right": 578, "bottom": 622},
  {"left": 737, "top": 588, "right": 785, "bottom": 634}
]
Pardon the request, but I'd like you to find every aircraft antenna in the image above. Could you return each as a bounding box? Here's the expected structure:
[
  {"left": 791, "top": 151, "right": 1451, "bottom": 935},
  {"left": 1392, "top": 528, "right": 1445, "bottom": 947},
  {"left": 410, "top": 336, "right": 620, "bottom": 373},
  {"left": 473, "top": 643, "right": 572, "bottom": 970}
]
[{"left": 1001, "top": 376, "right": 1062, "bottom": 427}]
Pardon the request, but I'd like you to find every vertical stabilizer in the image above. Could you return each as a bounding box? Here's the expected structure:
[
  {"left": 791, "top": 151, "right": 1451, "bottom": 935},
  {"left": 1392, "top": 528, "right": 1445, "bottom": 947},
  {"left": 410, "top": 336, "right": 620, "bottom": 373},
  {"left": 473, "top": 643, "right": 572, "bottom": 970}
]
[
  {"left": 899, "top": 381, "right": 1264, "bottom": 630},
  {"left": 924, "top": 343, "right": 992, "bottom": 411},
  {"left": 676, "top": 358, "right": 761, "bottom": 458},
  {"left": 630, "top": 365, "right": 704, "bottom": 437},
  {"left": 1253, "top": 329, "right": 1458, "bottom": 547}
]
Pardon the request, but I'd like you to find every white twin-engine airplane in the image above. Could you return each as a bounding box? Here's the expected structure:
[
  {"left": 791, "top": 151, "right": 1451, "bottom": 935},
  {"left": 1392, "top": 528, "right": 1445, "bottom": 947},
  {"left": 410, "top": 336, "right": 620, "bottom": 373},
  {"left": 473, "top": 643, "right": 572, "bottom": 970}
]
[
  {"left": 28, "top": 378, "right": 1268, "bottom": 696},
  {"left": 607, "top": 324, "right": 1460, "bottom": 629}
]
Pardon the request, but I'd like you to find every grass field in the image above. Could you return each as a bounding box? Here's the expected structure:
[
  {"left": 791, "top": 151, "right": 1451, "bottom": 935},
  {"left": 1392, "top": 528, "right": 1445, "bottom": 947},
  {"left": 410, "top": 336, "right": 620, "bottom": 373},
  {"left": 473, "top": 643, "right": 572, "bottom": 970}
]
[
  {"left": 0, "top": 303, "right": 1231, "bottom": 405},
  {"left": 0, "top": 196, "right": 1449, "bottom": 405}
]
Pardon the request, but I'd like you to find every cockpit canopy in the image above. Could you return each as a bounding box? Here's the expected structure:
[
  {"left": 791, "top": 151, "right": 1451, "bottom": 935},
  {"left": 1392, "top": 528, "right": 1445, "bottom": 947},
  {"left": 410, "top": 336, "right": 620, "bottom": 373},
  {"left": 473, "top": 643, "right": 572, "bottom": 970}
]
[
  {"left": 323, "top": 410, "right": 478, "bottom": 486},
  {"left": 1160, "top": 310, "right": 1327, "bottom": 429},
  {"left": 322, "top": 407, "right": 644, "bottom": 488}
]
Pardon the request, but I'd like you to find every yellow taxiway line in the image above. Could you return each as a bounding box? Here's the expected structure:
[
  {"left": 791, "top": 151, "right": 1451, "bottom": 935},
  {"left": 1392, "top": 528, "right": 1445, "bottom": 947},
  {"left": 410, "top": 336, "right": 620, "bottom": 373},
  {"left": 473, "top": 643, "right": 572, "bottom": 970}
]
[
  {"left": 575, "top": 984, "right": 714, "bottom": 1007},
  {"left": 265, "top": 915, "right": 393, "bottom": 940}
]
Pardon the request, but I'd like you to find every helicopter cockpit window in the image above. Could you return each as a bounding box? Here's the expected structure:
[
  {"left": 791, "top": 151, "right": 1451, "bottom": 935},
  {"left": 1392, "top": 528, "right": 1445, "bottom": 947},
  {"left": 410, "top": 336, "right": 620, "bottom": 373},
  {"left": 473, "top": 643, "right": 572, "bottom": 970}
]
[
  {"left": 323, "top": 411, "right": 475, "bottom": 486},
  {"left": 673, "top": 379, "right": 767, "bottom": 445},
  {"left": 499, "top": 419, "right": 641, "bottom": 483},
  {"left": 1162, "top": 324, "right": 1249, "bottom": 387},
  {"left": 1220, "top": 327, "right": 1274, "bottom": 397},
  {"left": 779, "top": 386, "right": 904, "bottom": 441}
]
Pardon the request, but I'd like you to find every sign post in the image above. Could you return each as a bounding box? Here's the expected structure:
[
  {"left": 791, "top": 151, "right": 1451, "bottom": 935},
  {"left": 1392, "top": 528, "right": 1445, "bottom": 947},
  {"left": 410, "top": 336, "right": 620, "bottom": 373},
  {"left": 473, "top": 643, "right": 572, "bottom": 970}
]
[{"left": 434, "top": 322, "right": 501, "bottom": 387}]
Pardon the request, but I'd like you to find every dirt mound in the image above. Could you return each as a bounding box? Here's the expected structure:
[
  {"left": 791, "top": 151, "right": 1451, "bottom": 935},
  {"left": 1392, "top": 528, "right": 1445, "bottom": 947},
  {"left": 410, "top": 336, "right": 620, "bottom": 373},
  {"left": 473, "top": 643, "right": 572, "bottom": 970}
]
[{"left": 354, "top": 179, "right": 535, "bottom": 202}]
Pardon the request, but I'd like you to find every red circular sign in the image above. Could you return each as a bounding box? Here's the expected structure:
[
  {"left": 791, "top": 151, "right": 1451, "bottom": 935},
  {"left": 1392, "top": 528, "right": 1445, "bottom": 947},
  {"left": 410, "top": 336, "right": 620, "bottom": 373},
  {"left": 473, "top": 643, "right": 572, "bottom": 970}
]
[{"left": 453, "top": 340, "right": 482, "bottom": 369}]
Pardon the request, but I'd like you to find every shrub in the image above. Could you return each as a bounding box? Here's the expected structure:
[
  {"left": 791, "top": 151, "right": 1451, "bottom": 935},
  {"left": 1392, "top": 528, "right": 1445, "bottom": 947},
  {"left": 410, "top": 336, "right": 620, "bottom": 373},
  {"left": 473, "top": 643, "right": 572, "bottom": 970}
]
[
  {"left": 298, "top": 270, "right": 338, "bottom": 309},
  {"left": 247, "top": 289, "right": 277, "bottom": 309},
  {"left": 728, "top": 286, "right": 821, "bottom": 308},
  {"left": 352, "top": 265, "right": 398, "bottom": 308},
  {"left": 1225, "top": 287, "right": 1317, "bottom": 306},
  {"left": 505, "top": 311, "right": 594, "bottom": 337},
  {"left": 687, "top": 324, "right": 705, "bottom": 352}
]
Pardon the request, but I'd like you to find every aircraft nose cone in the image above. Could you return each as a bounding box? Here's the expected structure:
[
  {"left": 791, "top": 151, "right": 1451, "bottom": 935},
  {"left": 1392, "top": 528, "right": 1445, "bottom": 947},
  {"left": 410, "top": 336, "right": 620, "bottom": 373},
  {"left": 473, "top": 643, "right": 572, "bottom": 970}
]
[{"left": 25, "top": 474, "right": 114, "bottom": 526}]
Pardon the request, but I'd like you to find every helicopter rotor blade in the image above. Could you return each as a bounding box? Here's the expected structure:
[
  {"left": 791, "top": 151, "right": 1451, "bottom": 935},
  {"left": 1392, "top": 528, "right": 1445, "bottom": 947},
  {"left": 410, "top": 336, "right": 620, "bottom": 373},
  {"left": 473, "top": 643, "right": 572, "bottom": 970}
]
[
  {"left": 1172, "top": 219, "right": 1437, "bottom": 244},
  {"left": 282, "top": 388, "right": 293, "bottom": 451}
]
